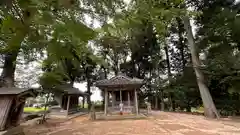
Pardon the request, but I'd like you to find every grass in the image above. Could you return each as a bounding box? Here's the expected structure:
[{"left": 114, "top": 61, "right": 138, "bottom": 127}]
[
  {"left": 24, "top": 107, "right": 49, "bottom": 113},
  {"left": 78, "top": 104, "right": 88, "bottom": 108},
  {"left": 191, "top": 107, "right": 204, "bottom": 113}
]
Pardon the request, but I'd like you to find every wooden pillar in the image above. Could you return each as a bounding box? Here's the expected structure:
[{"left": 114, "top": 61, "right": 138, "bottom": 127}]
[
  {"left": 66, "top": 95, "right": 71, "bottom": 115},
  {"left": 120, "top": 90, "right": 122, "bottom": 103},
  {"left": 104, "top": 90, "right": 108, "bottom": 115},
  {"left": 16, "top": 103, "right": 25, "bottom": 125},
  {"left": 128, "top": 91, "right": 130, "bottom": 107},
  {"left": 108, "top": 91, "right": 110, "bottom": 105},
  {"left": 112, "top": 91, "right": 114, "bottom": 108},
  {"left": 134, "top": 89, "right": 139, "bottom": 115},
  {"left": 82, "top": 96, "right": 85, "bottom": 108},
  {"left": 1, "top": 98, "right": 13, "bottom": 130},
  {"left": 59, "top": 95, "right": 63, "bottom": 108}
]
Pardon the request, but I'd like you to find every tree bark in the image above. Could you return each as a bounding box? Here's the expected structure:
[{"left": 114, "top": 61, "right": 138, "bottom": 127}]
[
  {"left": 87, "top": 77, "right": 91, "bottom": 111},
  {"left": 183, "top": 16, "right": 219, "bottom": 118},
  {"left": 168, "top": 94, "right": 173, "bottom": 111},
  {"left": 113, "top": 52, "right": 119, "bottom": 76},
  {"left": 85, "top": 67, "right": 91, "bottom": 111},
  {"left": 186, "top": 105, "right": 191, "bottom": 112},
  {"left": 155, "top": 94, "right": 158, "bottom": 110},
  {"left": 102, "top": 68, "right": 107, "bottom": 110},
  {"left": 164, "top": 44, "right": 173, "bottom": 111},
  {"left": 0, "top": 2, "right": 33, "bottom": 88},
  {"left": 1, "top": 50, "right": 19, "bottom": 87},
  {"left": 1, "top": 28, "right": 28, "bottom": 87},
  {"left": 160, "top": 90, "right": 164, "bottom": 111},
  {"left": 164, "top": 45, "right": 171, "bottom": 78},
  {"left": 176, "top": 17, "right": 186, "bottom": 71},
  {"left": 186, "top": 101, "right": 191, "bottom": 112}
]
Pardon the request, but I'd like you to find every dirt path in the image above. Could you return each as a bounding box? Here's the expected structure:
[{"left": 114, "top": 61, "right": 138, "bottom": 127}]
[{"left": 24, "top": 111, "right": 240, "bottom": 135}]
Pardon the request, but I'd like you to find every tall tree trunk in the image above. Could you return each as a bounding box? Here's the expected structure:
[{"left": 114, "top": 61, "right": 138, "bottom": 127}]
[
  {"left": 183, "top": 16, "right": 219, "bottom": 118},
  {"left": 186, "top": 104, "right": 191, "bottom": 112},
  {"left": 87, "top": 77, "right": 91, "bottom": 111},
  {"left": 160, "top": 90, "right": 164, "bottom": 111},
  {"left": 155, "top": 94, "right": 158, "bottom": 110},
  {"left": 104, "top": 68, "right": 107, "bottom": 79},
  {"left": 168, "top": 94, "right": 173, "bottom": 111},
  {"left": 164, "top": 45, "right": 172, "bottom": 78},
  {"left": 0, "top": 2, "right": 32, "bottom": 88},
  {"left": 164, "top": 44, "right": 173, "bottom": 111},
  {"left": 1, "top": 28, "right": 27, "bottom": 87},
  {"left": 102, "top": 68, "right": 107, "bottom": 110},
  {"left": 172, "top": 99, "right": 176, "bottom": 111},
  {"left": 176, "top": 17, "right": 186, "bottom": 71},
  {"left": 131, "top": 55, "right": 136, "bottom": 77},
  {"left": 1, "top": 50, "right": 19, "bottom": 87},
  {"left": 113, "top": 52, "right": 119, "bottom": 76},
  {"left": 85, "top": 68, "right": 91, "bottom": 111}
]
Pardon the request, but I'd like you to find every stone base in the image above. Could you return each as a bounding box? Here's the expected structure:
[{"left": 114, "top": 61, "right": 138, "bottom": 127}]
[{"left": 96, "top": 113, "right": 147, "bottom": 120}]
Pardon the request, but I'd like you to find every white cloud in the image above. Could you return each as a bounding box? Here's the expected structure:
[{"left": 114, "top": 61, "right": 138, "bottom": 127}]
[{"left": 74, "top": 82, "right": 102, "bottom": 101}]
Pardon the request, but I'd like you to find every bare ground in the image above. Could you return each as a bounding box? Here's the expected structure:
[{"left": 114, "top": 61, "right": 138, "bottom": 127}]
[{"left": 22, "top": 111, "right": 240, "bottom": 135}]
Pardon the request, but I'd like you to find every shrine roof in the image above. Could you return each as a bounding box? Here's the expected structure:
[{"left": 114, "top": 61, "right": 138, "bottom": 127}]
[
  {"left": 0, "top": 87, "right": 37, "bottom": 97},
  {"left": 95, "top": 74, "right": 143, "bottom": 88},
  {"left": 56, "top": 84, "right": 88, "bottom": 96}
]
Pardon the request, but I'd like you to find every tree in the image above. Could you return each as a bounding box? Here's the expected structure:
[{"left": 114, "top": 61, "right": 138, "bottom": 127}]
[
  {"left": 0, "top": 0, "right": 125, "bottom": 88},
  {"left": 183, "top": 15, "right": 219, "bottom": 118},
  {"left": 189, "top": 0, "right": 240, "bottom": 116}
]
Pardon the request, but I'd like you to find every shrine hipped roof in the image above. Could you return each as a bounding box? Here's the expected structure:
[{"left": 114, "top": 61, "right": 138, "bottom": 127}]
[{"left": 95, "top": 74, "right": 143, "bottom": 89}]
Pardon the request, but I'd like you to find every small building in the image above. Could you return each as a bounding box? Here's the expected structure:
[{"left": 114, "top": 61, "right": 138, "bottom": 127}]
[
  {"left": 51, "top": 85, "right": 88, "bottom": 116},
  {"left": 96, "top": 74, "right": 143, "bottom": 115},
  {"left": 0, "top": 87, "right": 37, "bottom": 131}
]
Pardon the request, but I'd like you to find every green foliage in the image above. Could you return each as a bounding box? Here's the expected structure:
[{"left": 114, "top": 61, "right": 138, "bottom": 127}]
[
  {"left": 191, "top": 0, "right": 240, "bottom": 113},
  {"left": 39, "top": 71, "right": 66, "bottom": 88},
  {"left": 2, "top": 0, "right": 240, "bottom": 115}
]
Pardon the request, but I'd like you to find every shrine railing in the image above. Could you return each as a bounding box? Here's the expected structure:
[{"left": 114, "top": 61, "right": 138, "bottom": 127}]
[
  {"left": 108, "top": 101, "right": 135, "bottom": 107},
  {"left": 107, "top": 101, "right": 135, "bottom": 113}
]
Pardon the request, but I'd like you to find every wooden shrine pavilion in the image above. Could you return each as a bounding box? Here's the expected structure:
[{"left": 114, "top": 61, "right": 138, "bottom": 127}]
[
  {"left": 52, "top": 84, "right": 88, "bottom": 116},
  {"left": 0, "top": 87, "right": 37, "bottom": 131},
  {"left": 96, "top": 74, "right": 143, "bottom": 115}
]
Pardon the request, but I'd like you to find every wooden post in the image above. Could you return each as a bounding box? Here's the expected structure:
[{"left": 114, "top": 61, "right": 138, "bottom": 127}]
[
  {"left": 66, "top": 95, "right": 71, "bottom": 115},
  {"left": 16, "top": 103, "right": 25, "bottom": 125},
  {"left": 104, "top": 90, "right": 108, "bottom": 115},
  {"left": 112, "top": 91, "right": 114, "bottom": 108},
  {"left": 128, "top": 91, "right": 130, "bottom": 107},
  {"left": 82, "top": 96, "right": 85, "bottom": 108},
  {"left": 120, "top": 90, "right": 122, "bottom": 103},
  {"left": 134, "top": 89, "right": 139, "bottom": 115},
  {"left": 90, "top": 103, "right": 96, "bottom": 120}
]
